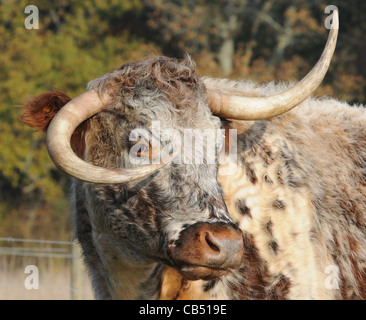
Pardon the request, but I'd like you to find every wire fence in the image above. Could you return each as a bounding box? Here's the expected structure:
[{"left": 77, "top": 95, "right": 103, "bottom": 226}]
[
  {"left": 0, "top": 237, "right": 93, "bottom": 300},
  {"left": 0, "top": 237, "right": 75, "bottom": 259}
]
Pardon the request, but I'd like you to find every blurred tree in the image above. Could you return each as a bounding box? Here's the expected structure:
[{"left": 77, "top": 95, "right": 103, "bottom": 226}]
[
  {"left": 144, "top": 0, "right": 249, "bottom": 76},
  {"left": 0, "top": 0, "right": 365, "bottom": 240},
  {"left": 0, "top": 0, "right": 157, "bottom": 239},
  {"left": 143, "top": 0, "right": 366, "bottom": 102}
]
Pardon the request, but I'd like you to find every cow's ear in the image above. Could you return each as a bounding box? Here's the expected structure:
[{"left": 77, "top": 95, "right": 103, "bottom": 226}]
[
  {"left": 20, "top": 90, "right": 88, "bottom": 158},
  {"left": 20, "top": 90, "right": 71, "bottom": 132}
]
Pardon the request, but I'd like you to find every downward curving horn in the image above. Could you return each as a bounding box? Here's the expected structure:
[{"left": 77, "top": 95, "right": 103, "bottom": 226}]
[
  {"left": 46, "top": 90, "right": 172, "bottom": 184},
  {"left": 205, "top": 10, "right": 339, "bottom": 120}
]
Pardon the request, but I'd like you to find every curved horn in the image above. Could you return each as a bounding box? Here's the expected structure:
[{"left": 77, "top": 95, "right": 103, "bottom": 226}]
[
  {"left": 205, "top": 10, "right": 339, "bottom": 120},
  {"left": 46, "top": 90, "right": 172, "bottom": 184}
]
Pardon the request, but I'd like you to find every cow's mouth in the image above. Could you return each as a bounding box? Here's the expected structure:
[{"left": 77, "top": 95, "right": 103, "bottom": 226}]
[{"left": 178, "top": 265, "right": 229, "bottom": 281}]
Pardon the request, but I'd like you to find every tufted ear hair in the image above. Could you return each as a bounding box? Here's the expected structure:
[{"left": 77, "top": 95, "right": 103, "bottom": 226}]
[
  {"left": 19, "top": 90, "right": 88, "bottom": 158},
  {"left": 20, "top": 90, "right": 71, "bottom": 132}
]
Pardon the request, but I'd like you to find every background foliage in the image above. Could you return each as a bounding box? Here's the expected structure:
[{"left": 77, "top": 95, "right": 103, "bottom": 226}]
[{"left": 0, "top": 0, "right": 365, "bottom": 240}]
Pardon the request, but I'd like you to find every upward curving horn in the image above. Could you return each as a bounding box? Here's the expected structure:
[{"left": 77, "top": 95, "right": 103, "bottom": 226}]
[
  {"left": 205, "top": 10, "right": 339, "bottom": 120},
  {"left": 46, "top": 90, "right": 172, "bottom": 184}
]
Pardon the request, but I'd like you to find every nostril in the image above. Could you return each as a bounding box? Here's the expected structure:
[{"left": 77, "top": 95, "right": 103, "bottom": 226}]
[{"left": 204, "top": 232, "right": 220, "bottom": 253}]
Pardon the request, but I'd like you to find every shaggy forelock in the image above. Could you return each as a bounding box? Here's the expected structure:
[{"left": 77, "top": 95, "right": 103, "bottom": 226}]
[
  {"left": 86, "top": 56, "right": 222, "bottom": 133},
  {"left": 88, "top": 56, "right": 200, "bottom": 108}
]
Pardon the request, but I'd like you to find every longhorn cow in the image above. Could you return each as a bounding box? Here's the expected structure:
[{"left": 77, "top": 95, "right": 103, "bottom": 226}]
[{"left": 20, "top": 11, "right": 366, "bottom": 299}]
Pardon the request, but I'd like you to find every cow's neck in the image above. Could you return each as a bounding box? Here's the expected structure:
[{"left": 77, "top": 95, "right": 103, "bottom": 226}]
[
  {"left": 107, "top": 261, "right": 161, "bottom": 300},
  {"left": 92, "top": 232, "right": 162, "bottom": 299}
]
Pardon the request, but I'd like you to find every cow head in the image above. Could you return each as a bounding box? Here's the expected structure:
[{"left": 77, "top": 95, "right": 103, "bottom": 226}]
[
  {"left": 20, "top": 12, "right": 338, "bottom": 281},
  {"left": 82, "top": 56, "right": 245, "bottom": 280},
  {"left": 21, "top": 57, "right": 245, "bottom": 280}
]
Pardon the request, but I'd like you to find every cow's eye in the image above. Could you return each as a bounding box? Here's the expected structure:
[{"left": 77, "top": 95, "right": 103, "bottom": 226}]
[{"left": 136, "top": 142, "right": 153, "bottom": 159}]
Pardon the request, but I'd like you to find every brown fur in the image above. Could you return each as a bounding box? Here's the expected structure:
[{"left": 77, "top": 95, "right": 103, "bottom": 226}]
[
  {"left": 160, "top": 268, "right": 208, "bottom": 300},
  {"left": 20, "top": 90, "right": 71, "bottom": 132},
  {"left": 19, "top": 90, "right": 88, "bottom": 157},
  {"left": 235, "top": 232, "right": 291, "bottom": 299},
  {"left": 117, "top": 56, "right": 201, "bottom": 111}
]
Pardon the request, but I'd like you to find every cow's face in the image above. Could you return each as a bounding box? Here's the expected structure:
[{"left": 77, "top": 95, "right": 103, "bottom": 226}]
[
  {"left": 83, "top": 57, "right": 243, "bottom": 280},
  {"left": 20, "top": 56, "right": 244, "bottom": 281}
]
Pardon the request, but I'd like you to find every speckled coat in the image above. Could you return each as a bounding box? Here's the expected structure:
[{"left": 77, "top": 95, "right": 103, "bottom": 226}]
[{"left": 21, "top": 56, "right": 366, "bottom": 300}]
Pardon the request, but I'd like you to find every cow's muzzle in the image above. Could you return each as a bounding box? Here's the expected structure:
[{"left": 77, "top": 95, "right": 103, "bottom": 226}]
[{"left": 168, "top": 222, "right": 244, "bottom": 280}]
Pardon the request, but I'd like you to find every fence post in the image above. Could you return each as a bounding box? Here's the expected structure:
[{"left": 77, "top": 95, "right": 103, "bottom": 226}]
[{"left": 70, "top": 241, "right": 83, "bottom": 300}]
